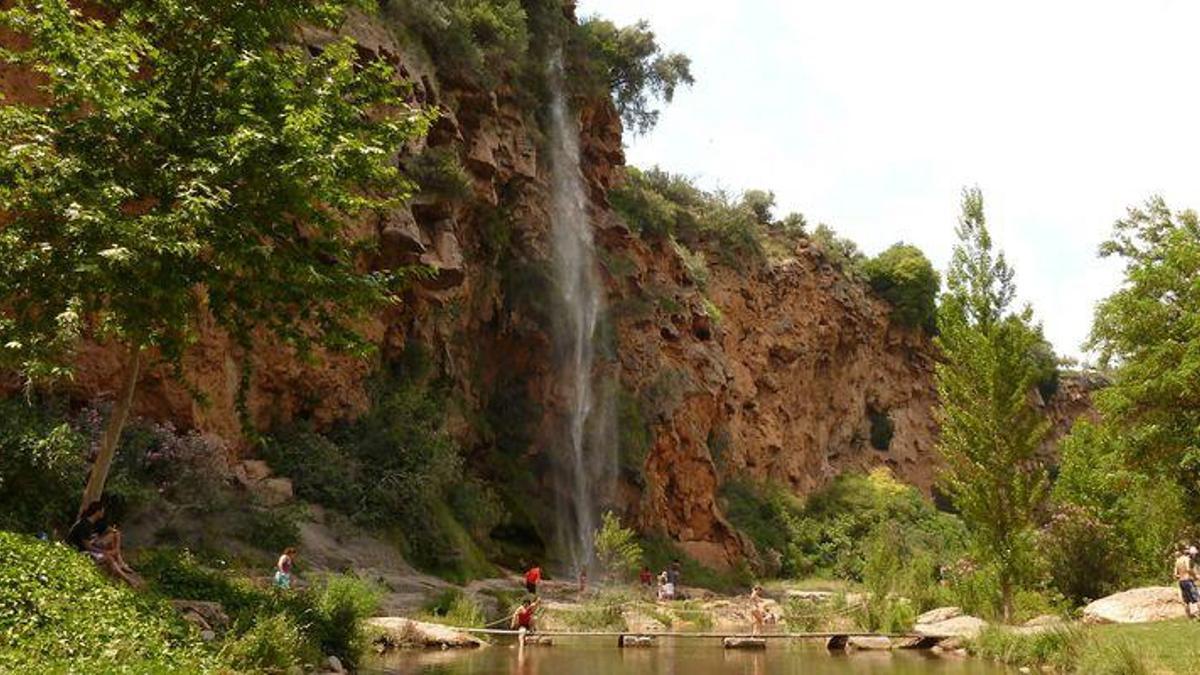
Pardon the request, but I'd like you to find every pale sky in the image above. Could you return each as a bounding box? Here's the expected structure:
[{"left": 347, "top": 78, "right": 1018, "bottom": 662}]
[{"left": 578, "top": 0, "right": 1200, "bottom": 359}]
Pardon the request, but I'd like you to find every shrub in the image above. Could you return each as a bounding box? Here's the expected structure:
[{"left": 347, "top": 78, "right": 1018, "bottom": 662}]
[
  {"left": 1040, "top": 504, "right": 1123, "bottom": 605},
  {"left": 0, "top": 398, "right": 86, "bottom": 534},
  {"left": 311, "top": 574, "right": 382, "bottom": 666},
  {"left": 810, "top": 224, "right": 865, "bottom": 277},
  {"left": 0, "top": 532, "right": 213, "bottom": 671},
  {"left": 402, "top": 145, "right": 473, "bottom": 201},
  {"left": 421, "top": 588, "right": 486, "bottom": 628},
  {"left": 559, "top": 594, "right": 628, "bottom": 631},
  {"left": 861, "top": 243, "right": 940, "bottom": 332},
  {"left": 222, "top": 612, "right": 307, "bottom": 672},
  {"left": 384, "top": 0, "right": 528, "bottom": 87},
  {"left": 594, "top": 511, "right": 643, "bottom": 580}
]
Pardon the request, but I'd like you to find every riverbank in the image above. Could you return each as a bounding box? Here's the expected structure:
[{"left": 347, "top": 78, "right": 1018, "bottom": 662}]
[{"left": 971, "top": 620, "right": 1200, "bottom": 674}]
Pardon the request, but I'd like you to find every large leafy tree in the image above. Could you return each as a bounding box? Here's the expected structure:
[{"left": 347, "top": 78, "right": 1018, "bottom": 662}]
[
  {"left": 1088, "top": 197, "right": 1200, "bottom": 501},
  {"left": 862, "top": 242, "right": 940, "bottom": 332},
  {"left": 934, "top": 188, "right": 1050, "bottom": 621},
  {"left": 0, "top": 0, "right": 432, "bottom": 512}
]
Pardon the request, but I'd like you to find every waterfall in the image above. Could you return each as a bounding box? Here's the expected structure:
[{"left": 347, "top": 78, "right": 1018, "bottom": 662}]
[{"left": 546, "top": 49, "right": 616, "bottom": 574}]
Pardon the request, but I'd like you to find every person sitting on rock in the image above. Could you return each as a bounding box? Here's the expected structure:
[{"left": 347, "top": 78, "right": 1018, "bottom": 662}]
[
  {"left": 1175, "top": 545, "right": 1200, "bottom": 619},
  {"left": 511, "top": 596, "right": 540, "bottom": 634},
  {"left": 67, "top": 501, "right": 143, "bottom": 587}
]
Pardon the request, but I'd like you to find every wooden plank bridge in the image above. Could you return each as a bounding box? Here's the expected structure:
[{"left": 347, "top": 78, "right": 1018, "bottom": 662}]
[{"left": 450, "top": 627, "right": 949, "bottom": 650}]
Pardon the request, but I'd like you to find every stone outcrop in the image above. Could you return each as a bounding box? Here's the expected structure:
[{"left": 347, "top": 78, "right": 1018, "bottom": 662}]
[
  {"left": 914, "top": 608, "right": 987, "bottom": 639},
  {"left": 0, "top": 7, "right": 1100, "bottom": 569},
  {"left": 1082, "top": 587, "right": 1187, "bottom": 624},
  {"left": 366, "top": 618, "right": 483, "bottom": 650}
]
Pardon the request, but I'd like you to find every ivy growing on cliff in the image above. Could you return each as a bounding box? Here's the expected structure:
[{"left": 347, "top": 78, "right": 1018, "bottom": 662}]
[{"left": 0, "top": 0, "right": 433, "bottom": 511}]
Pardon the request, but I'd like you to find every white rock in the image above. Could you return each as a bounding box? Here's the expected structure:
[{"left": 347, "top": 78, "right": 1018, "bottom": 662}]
[
  {"left": 1082, "top": 587, "right": 1187, "bottom": 624},
  {"left": 327, "top": 655, "right": 344, "bottom": 673},
  {"left": 914, "top": 615, "right": 987, "bottom": 639},
  {"left": 848, "top": 636, "right": 892, "bottom": 650},
  {"left": 916, "top": 606, "right": 963, "bottom": 624}
]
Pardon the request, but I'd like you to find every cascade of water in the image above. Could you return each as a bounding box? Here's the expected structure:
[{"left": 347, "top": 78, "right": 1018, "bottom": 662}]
[{"left": 545, "top": 49, "right": 615, "bottom": 574}]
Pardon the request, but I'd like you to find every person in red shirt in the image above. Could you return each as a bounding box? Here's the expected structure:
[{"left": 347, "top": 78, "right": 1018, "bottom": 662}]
[
  {"left": 511, "top": 596, "right": 540, "bottom": 632},
  {"left": 524, "top": 565, "right": 541, "bottom": 595},
  {"left": 638, "top": 566, "right": 653, "bottom": 586}
]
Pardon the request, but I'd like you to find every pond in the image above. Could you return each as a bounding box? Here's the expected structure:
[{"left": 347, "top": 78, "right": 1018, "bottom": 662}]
[{"left": 369, "top": 638, "right": 1011, "bottom": 675}]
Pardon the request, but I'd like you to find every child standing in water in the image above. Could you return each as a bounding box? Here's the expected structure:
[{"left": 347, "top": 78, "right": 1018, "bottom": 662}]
[{"left": 274, "top": 547, "right": 296, "bottom": 589}]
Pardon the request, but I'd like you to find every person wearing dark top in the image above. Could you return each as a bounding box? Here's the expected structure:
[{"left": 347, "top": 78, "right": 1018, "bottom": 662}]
[{"left": 68, "top": 501, "right": 142, "bottom": 587}]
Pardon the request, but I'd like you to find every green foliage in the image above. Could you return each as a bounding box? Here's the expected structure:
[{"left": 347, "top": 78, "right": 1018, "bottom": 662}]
[
  {"left": 0, "top": 398, "right": 86, "bottom": 534},
  {"left": 639, "top": 536, "right": 750, "bottom": 593},
  {"left": 725, "top": 470, "right": 967, "bottom": 582},
  {"left": 137, "top": 548, "right": 377, "bottom": 668},
  {"left": 384, "top": 0, "right": 528, "bottom": 87},
  {"left": 557, "top": 593, "right": 628, "bottom": 631},
  {"left": 862, "top": 243, "right": 940, "bottom": 331},
  {"left": 236, "top": 506, "right": 304, "bottom": 556},
  {"left": 262, "top": 356, "right": 497, "bottom": 578},
  {"left": 310, "top": 573, "right": 382, "bottom": 665},
  {"left": 810, "top": 224, "right": 865, "bottom": 276},
  {"left": 1089, "top": 196, "right": 1200, "bottom": 502},
  {"left": 0, "top": 532, "right": 214, "bottom": 671},
  {"left": 222, "top": 612, "right": 306, "bottom": 673},
  {"left": 574, "top": 19, "right": 693, "bottom": 135},
  {"left": 617, "top": 389, "right": 652, "bottom": 486},
  {"left": 403, "top": 145, "right": 474, "bottom": 201},
  {"left": 0, "top": 0, "right": 431, "bottom": 381},
  {"left": 935, "top": 187, "right": 1051, "bottom": 620},
  {"left": 1048, "top": 420, "right": 1188, "bottom": 602},
  {"left": 971, "top": 625, "right": 1084, "bottom": 671},
  {"left": 420, "top": 588, "right": 486, "bottom": 628},
  {"left": 594, "top": 511, "right": 643, "bottom": 580}
]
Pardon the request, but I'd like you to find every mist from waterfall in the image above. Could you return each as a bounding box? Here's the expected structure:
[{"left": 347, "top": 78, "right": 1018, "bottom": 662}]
[{"left": 546, "top": 49, "right": 616, "bottom": 575}]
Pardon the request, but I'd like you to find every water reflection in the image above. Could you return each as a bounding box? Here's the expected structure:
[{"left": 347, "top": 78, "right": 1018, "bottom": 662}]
[{"left": 370, "top": 638, "right": 1010, "bottom": 675}]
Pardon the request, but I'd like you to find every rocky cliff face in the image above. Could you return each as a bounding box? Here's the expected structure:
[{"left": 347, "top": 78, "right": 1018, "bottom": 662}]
[{"left": 0, "top": 7, "right": 1093, "bottom": 569}]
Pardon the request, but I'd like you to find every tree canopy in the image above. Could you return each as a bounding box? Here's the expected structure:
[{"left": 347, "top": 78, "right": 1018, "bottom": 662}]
[
  {"left": 862, "top": 243, "right": 940, "bottom": 332},
  {"left": 576, "top": 18, "right": 694, "bottom": 135},
  {"left": 0, "top": 0, "right": 432, "bottom": 506},
  {"left": 935, "top": 187, "right": 1050, "bottom": 621}
]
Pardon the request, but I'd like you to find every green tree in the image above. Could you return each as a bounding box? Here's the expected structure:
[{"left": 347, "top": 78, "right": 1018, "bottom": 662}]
[
  {"left": 576, "top": 18, "right": 693, "bottom": 135},
  {"left": 0, "top": 0, "right": 432, "bottom": 512},
  {"left": 934, "top": 187, "right": 1051, "bottom": 622},
  {"left": 593, "top": 511, "right": 642, "bottom": 580},
  {"left": 1088, "top": 197, "right": 1200, "bottom": 501},
  {"left": 862, "top": 243, "right": 940, "bottom": 332}
]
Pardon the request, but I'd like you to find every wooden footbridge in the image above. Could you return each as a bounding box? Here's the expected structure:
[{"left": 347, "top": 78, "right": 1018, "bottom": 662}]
[{"left": 452, "top": 627, "right": 949, "bottom": 651}]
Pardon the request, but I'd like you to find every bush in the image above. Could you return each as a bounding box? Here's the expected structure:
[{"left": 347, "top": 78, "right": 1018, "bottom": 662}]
[
  {"left": 222, "top": 612, "right": 307, "bottom": 672},
  {"left": 0, "top": 532, "right": 214, "bottom": 671},
  {"left": 384, "top": 0, "right": 528, "bottom": 87},
  {"left": 594, "top": 511, "right": 643, "bottom": 580},
  {"left": 861, "top": 243, "right": 940, "bottom": 332},
  {"left": 558, "top": 593, "right": 627, "bottom": 631},
  {"left": 810, "top": 224, "right": 865, "bottom": 277},
  {"left": 402, "top": 145, "right": 473, "bottom": 201},
  {"left": 0, "top": 398, "right": 86, "bottom": 534},
  {"left": 421, "top": 588, "right": 486, "bottom": 628},
  {"left": 1040, "top": 504, "right": 1123, "bottom": 605},
  {"left": 311, "top": 574, "right": 382, "bottom": 666}
]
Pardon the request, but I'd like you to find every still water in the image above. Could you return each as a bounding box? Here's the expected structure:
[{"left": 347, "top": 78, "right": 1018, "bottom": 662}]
[{"left": 370, "top": 638, "right": 1010, "bottom": 675}]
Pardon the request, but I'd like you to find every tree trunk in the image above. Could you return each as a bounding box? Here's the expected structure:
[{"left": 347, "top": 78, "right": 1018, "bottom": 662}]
[
  {"left": 1000, "top": 577, "right": 1013, "bottom": 624},
  {"left": 79, "top": 343, "right": 142, "bottom": 515}
]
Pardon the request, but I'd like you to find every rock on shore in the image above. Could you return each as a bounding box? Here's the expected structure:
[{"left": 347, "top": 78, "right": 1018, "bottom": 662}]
[{"left": 1082, "top": 587, "right": 1186, "bottom": 624}]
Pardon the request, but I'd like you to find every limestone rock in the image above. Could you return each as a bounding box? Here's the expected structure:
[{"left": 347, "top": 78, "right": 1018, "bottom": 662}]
[
  {"left": 916, "top": 607, "right": 963, "bottom": 624},
  {"left": 367, "top": 618, "right": 484, "bottom": 650},
  {"left": 914, "top": 614, "right": 986, "bottom": 640},
  {"left": 255, "top": 477, "right": 294, "bottom": 506},
  {"left": 1082, "top": 587, "right": 1187, "bottom": 624},
  {"left": 848, "top": 636, "right": 893, "bottom": 650}
]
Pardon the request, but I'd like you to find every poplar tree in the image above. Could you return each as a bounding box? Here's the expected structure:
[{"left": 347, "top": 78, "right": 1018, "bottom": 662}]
[
  {"left": 0, "top": 0, "right": 431, "bottom": 512},
  {"left": 934, "top": 188, "right": 1050, "bottom": 621}
]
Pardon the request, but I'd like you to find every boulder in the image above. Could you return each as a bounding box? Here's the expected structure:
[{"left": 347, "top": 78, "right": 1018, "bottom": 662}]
[
  {"left": 1082, "top": 587, "right": 1187, "bottom": 624},
  {"left": 255, "top": 477, "right": 294, "bottom": 506},
  {"left": 367, "top": 618, "right": 484, "bottom": 650},
  {"left": 914, "top": 614, "right": 986, "bottom": 640},
  {"left": 848, "top": 636, "right": 893, "bottom": 650},
  {"left": 241, "top": 459, "right": 272, "bottom": 482},
  {"left": 916, "top": 607, "right": 962, "bottom": 624},
  {"left": 170, "top": 600, "right": 230, "bottom": 633},
  {"left": 723, "top": 637, "right": 767, "bottom": 650}
]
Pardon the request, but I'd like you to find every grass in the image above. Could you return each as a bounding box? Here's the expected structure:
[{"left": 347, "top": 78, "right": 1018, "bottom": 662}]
[{"left": 971, "top": 621, "right": 1200, "bottom": 673}]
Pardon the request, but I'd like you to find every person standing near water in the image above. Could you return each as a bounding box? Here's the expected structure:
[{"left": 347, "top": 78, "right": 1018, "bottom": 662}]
[
  {"left": 749, "top": 585, "right": 767, "bottom": 635},
  {"left": 275, "top": 547, "right": 296, "bottom": 590},
  {"left": 1175, "top": 545, "right": 1199, "bottom": 619},
  {"left": 525, "top": 564, "right": 542, "bottom": 595}
]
